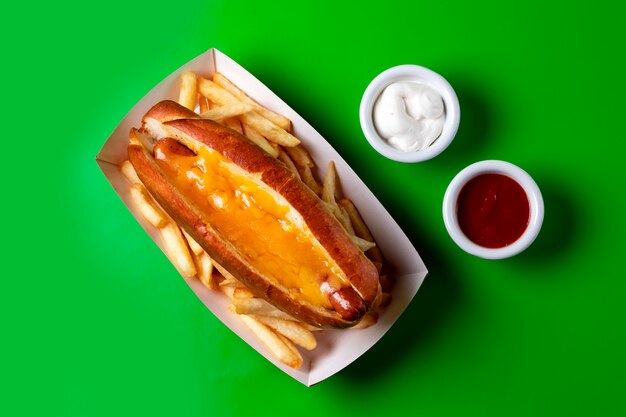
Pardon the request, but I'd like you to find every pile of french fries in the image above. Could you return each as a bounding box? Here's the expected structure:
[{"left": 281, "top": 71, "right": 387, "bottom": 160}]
[{"left": 120, "top": 71, "right": 393, "bottom": 369}]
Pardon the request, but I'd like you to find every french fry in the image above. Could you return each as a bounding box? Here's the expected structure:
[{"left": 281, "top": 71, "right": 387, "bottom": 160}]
[
  {"left": 322, "top": 160, "right": 340, "bottom": 203},
  {"left": 284, "top": 145, "right": 321, "bottom": 194},
  {"left": 182, "top": 230, "right": 204, "bottom": 256},
  {"left": 198, "top": 95, "right": 210, "bottom": 113},
  {"left": 276, "top": 333, "right": 303, "bottom": 365},
  {"left": 219, "top": 275, "right": 242, "bottom": 288},
  {"left": 239, "top": 111, "right": 300, "bottom": 147},
  {"left": 242, "top": 123, "right": 279, "bottom": 157},
  {"left": 232, "top": 298, "right": 294, "bottom": 320},
  {"left": 338, "top": 199, "right": 372, "bottom": 240},
  {"left": 338, "top": 198, "right": 385, "bottom": 264},
  {"left": 253, "top": 309, "right": 296, "bottom": 321},
  {"left": 213, "top": 72, "right": 292, "bottom": 131},
  {"left": 200, "top": 102, "right": 254, "bottom": 121},
  {"left": 222, "top": 116, "right": 243, "bottom": 134},
  {"left": 301, "top": 323, "right": 324, "bottom": 332},
  {"left": 285, "top": 144, "right": 315, "bottom": 168},
  {"left": 219, "top": 277, "right": 255, "bottom": 301},
  {"left": 277, "top": 148, "right": 301, "bottom": 179},
  {"left": 337, "top": 208, "right": 356, "bottom": 235},
  {"left": 233, "top": 286, "right": 256, "bottom": 299},
  {"left": 231, "top": 297, "right": 275, "bottom": 314},
  {"left": 221, "top": 285, "right": 236, "bottom": 299},
  {"left": 120, "top": 160, "right": 141, "bottom": 185},
  {"left": 129, "top": 183, "right": 168, "bottom": 228},
  {"left": 200, "top": 76, "right": 298, "bottom": 146},
  {"left": 254, "top": 315, "right": 317, "bottom": 350},
  {"left": 178, "top": 70, "right": 197, "bottom": 110},
  {"left": 300, "top": 165, "right": 322, "bottom": 195},
  {"left": 198, "top": 77, "right": 237, "bottom": 103},
  {"left": 350, "top": 235, "right": 377, "bottom": 252},
  {"left": 238, "top": 314, "right": 303, "bottom": 369},
  {"left": 160, "top": 223, "right": 197, "bottom": 278},
  {"left": 198, "top": 77, "right": 297, "bottom": 148},
  {"left": 321, "top": 200, "right": 354, "bottom": 234},
  {"left": 321, "top": 162, "right": 355, "bottom": 235},
  {"left": 193, "top": 251, "right": 215, "bottom": 289}
]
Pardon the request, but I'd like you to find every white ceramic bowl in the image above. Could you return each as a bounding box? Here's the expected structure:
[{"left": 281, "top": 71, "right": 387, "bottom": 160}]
[
  {"left": 442, "top": 160, "right": 544, "bottom": 259},
  {"left": 359, "top": 65, "right": 460, "bottom": 163}
]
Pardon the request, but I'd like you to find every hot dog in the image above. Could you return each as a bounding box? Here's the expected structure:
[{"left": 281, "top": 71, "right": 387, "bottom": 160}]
[{"left": 128, "top": 100, "right": 381, "bottom": 328}]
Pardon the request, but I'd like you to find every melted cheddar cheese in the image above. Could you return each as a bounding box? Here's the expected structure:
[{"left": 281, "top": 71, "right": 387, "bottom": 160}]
[{"left": 154, "top": 139, "right": 350, "bottom": 308}]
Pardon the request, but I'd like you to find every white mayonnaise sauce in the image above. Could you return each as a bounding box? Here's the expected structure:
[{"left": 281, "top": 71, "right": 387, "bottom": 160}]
[{"left": 373, "top": 81, "right": 446, "bottom": 152}]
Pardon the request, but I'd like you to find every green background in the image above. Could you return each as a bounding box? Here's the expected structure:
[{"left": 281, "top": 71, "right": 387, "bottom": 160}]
[{"left": 2, "top": 0, "right": 625, "bottom": 415}]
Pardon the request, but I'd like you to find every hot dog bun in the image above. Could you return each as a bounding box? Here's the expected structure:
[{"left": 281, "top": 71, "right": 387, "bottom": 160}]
[{"left": 128, "top": 100, "right": 381, "bottom": 328}]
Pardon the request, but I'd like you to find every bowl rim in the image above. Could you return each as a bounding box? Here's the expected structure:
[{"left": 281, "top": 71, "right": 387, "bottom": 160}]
[
  {"left": 359, "top": 64, "right": 460, "bottom": 163},
  {"left": 442, "top": 160, "right": 544, "bottom": 259}
]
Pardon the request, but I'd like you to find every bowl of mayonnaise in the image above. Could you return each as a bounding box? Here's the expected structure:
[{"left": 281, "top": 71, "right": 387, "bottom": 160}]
[{"left": 360, "top": 65, "right": 460, "bottom": 162}]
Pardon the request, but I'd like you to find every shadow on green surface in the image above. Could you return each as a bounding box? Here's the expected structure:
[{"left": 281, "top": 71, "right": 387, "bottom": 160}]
[
  {"left": 513, "top": 175, "right": 578, "bottom": 264},
  {"left": 440, "top": 78, "right": 494, "bottom": 166}
]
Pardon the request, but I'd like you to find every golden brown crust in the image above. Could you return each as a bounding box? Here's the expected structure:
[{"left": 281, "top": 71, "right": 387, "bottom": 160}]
[
  {"left": 130, "top": 100, "right": 381, "bottom": 328},
  {"left": 143, "top": 99, "right": 200, "bottom": 122}
]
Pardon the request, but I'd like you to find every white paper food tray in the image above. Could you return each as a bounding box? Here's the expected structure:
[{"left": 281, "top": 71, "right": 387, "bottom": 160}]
[{"left": 96, "top": 48, "right": 428, "bottom": 386}]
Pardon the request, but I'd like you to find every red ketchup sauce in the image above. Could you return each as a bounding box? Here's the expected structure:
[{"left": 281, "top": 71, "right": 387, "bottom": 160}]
[{"left": 457, "top": 173, "right": 530, "bottom": 248}]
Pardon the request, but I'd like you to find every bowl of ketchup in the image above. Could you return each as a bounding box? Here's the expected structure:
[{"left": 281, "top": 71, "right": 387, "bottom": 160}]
[{"left": 443, "top": 160, "right": 544, "bottom": 259}]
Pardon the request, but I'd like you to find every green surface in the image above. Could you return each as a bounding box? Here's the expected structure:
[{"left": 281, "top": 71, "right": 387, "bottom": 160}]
[{"left": 2, "top": 0, "right": 625, "bottom": 415}]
